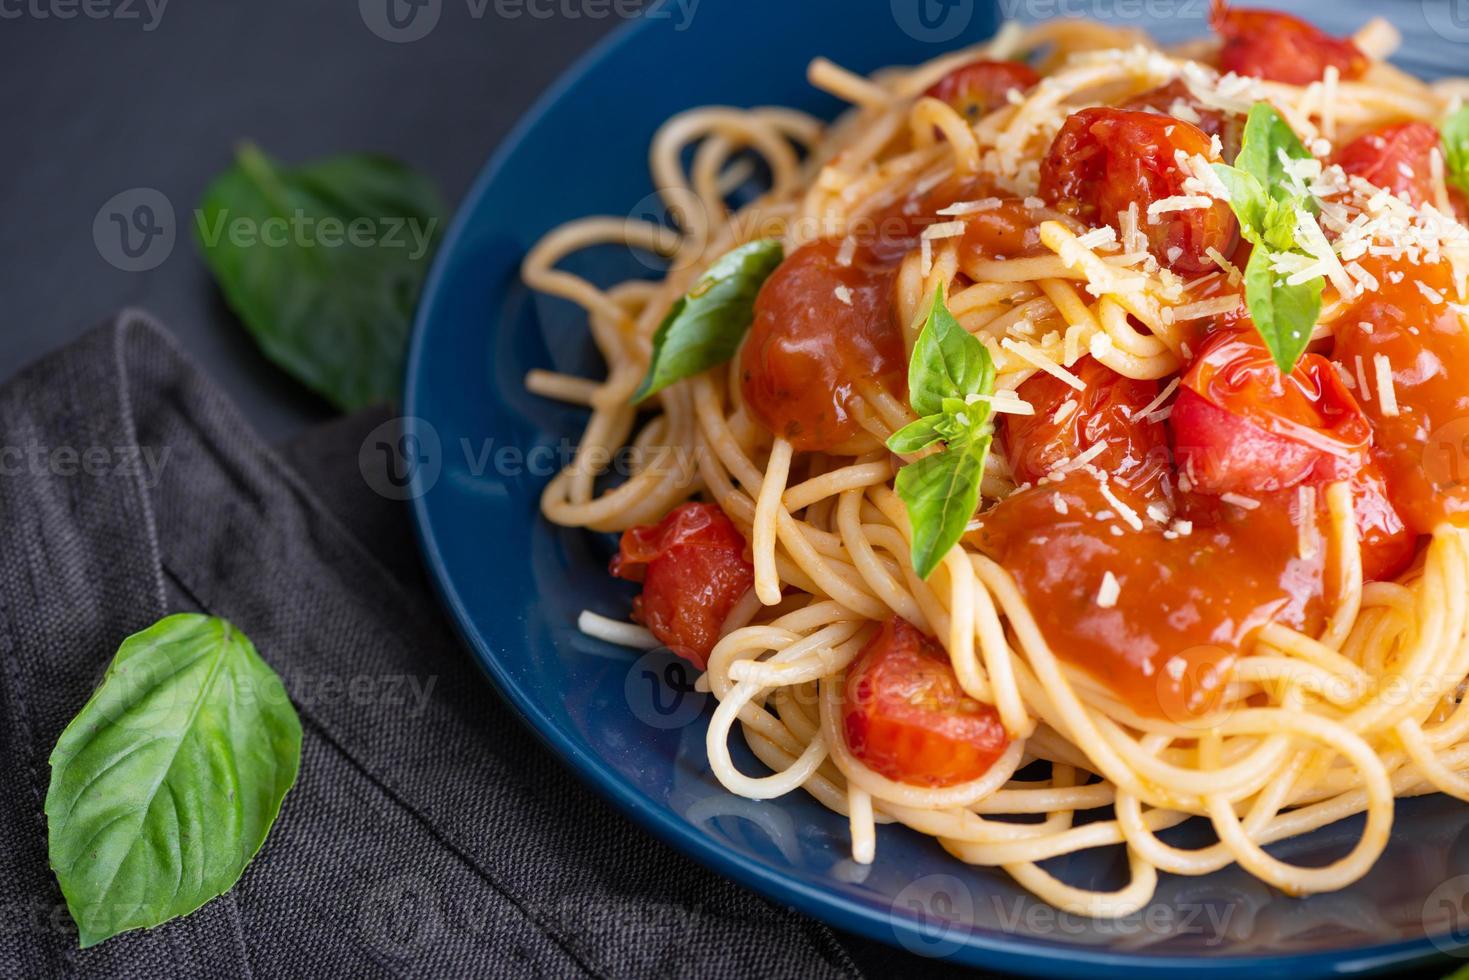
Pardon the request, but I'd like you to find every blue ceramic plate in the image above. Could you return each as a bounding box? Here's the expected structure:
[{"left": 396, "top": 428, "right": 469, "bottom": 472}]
[{"left": 404, "top": 2, "right": 1469, "bottom": 974}]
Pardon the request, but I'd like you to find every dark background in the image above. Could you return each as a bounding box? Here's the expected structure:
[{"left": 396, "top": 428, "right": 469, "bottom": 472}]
[{"left": 0, "top": 0, "right": 615, "bottom": 442}]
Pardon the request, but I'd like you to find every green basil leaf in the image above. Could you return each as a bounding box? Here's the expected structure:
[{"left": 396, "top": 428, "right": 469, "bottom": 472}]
[
  {"left": 194, "top": 143, "right": 444, "bottom": 411},
  {"left": 633, "top": 238, "right": 784, "bottom": 402},
  {"left": 887, "top": 416, "right": 944, "bottom": 455},
  {"left": 1260, "top": 198, "right": 1301, "bottom": 252},
  {"left": 895, "top": 434, "right": 992, "bottom": 580},
  {"left": 1235, "top": 102, "right": 1313, "bottom": 205},
  {"left": 907, "top": 286, "right": 995, "bottom": 417},
  {"left": 1443, "top": 105, "right": 1469, "bottom": 197},
  {"left": 1243, "top": 245, "right": 1322, "bottom": 374},
  {"left": 1212, "top": 164, "right": 1268, "bottom": 239},
  {"left": 46, "top": 614, "right": 302, "bottom": 948}
]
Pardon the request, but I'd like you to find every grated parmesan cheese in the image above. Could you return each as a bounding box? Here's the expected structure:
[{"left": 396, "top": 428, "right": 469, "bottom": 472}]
[
  {"left": 1374, "top": 354, "right": 1399, "bottom": 416},
  {"left": 1221, "top": 493, "right": 1261, "bottom": 510},
  {"left": 833, "top": 285, "right": 853, "bottom": 306},
  {"left": 1002, "top": 338, "right": 1087, "bottom": 390},
  {"left": 1096, "top": 571, "right": 1121, "bottom": 609}
]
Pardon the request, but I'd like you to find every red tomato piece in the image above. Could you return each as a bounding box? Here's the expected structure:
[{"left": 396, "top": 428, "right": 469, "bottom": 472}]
[
  {"left": 1211, "top": 1, "right": 1367, "bottom": 85},
  {"left": 1171, "top": 330, "right": 1415, "bottom": 578},
  {"left": 842, "top": 618, "right": 1010, "bottom": 787},
  {"left": 923, "top": 59, "right": 1040, "bottom": 122},
  {"left": 1334, "top": 122, "right": 1441, "bottom": 209},
  {"left": 1334, "top": 257, "right": 1469, "bottom": 534},
  {"left": 740, "top": 239, "right": 907, "bottom": 452},
  {"left": 1120, "top": 79, "right": 1244, "bottom": 162},
  {"left": 1001, "top": 356, "right": 1171, "bottom": 494},
  {"left": 1172, "top": 329, "right": 1371, "bottom": 494},
  {"left": 1038, "top": 107, "right": 1239, "bottom": 274},
  {"left": 611, "top": 502, "right": 754, "bottom": 668}
]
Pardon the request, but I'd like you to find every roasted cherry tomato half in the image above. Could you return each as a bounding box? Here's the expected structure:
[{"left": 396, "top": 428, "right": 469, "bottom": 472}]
[
  {"left": 842, "top": 617, "right": 1011, "bottom": 787},
  {"left": 1172, "top": 329, "right": 1372, "bottom": 494},
  {"left": 1039, "top": 107, "right": 1239, "bottom": 274},
  {"left": 611, "top": 502, "right": 754, "bottom": 668},
  {"left": 1211, "top": 0, "right": 1367, "bottom": 85},
  {"left": 1120, "top": 79, "right": 1244, "bottom": 162},
  {"left": 1334, "top": 121, "right": 1468, "bottom": 219},
  {"left": 923, "top": 59, "right": 1040, "bottom": 122},
  {"left": 1001, "top": 355, "right": 1171, "bottom": 494}
]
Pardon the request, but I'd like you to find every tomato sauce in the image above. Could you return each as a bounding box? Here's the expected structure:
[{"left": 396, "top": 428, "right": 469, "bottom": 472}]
[
  {"left": 970, "top": 473, "right": 1329, "bottom": 719},
  {"left": 1334, "top": 257, "right": 1469, "bottom": 534}
]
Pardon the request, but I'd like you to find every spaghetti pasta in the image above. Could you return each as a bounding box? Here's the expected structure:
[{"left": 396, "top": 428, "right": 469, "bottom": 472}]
[{"left": 523, "top": 8, "right": 1469, "bottom": 916}]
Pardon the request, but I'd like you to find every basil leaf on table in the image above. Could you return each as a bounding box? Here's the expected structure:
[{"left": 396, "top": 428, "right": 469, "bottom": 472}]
[
  {"left": 633, "top": 237, "right": 784, "bottom": 402},
  {"left": 1211, "top": 102, "right": 1326, "bottom": 373},
  {"left": 195, "top": 142, "right": 444, "bottom": 411},
  {"left": 1443, "top": 104, "right": 1469, "bottom": 197},
  {"left": 886, "top": 287, "right": 997, "bottom": 579},
  {"left": 46, "top": 614, "right": 302, "bottom": 948}
]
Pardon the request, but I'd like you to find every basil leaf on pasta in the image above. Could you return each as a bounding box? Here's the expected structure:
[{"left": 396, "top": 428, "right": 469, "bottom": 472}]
[
  {"left": 1235, "top": 102, "right": 1315, "bottom": 206},
  {"left": 888, "top": 287, "right": 996, "bottom": 579},
  {"left": 46, "top": 615, "right": 302, "bottom": 948},
  {"left": 887, "top": 416, "right": 944, "bottom": 455},
  {"left": 1212, "top": 103, "right": 1325, "bottom": 374},
  {"left": 633, "top": 238, "right": 784, "bottom": 402},
  {"left": 906, "top": 285, "right": 995, "bottom": 417},
  {"left": 1243, "top": 245, "right": 1322, "bottom": 374},
  {"left": 1443, "top": 105, "right": 1469, "bottom": 197},
  {"left": 895, "top": 433, "right": 992, "bottom": 580}
]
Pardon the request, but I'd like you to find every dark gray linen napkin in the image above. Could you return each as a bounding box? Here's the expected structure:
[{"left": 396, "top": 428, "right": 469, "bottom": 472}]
[{"left": 0, "top": 311, "right": 924, "bottom": 979}]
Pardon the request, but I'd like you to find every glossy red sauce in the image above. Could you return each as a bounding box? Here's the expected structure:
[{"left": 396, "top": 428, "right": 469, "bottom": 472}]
[
  {"left": 842, "top": 617, "right": 1011, "bottom": 786},
  {"left": 1039, "top": 107, "right": 1238, "bottom": 274},
  {"left": 1333, "top": 257, "right": 1469, "bottom": 534},
  {"left": 740, "top": 239, "right": 906, "bottom": 452},
  {"left": 1211, "top": 0, "right": 1367, "bottom": 85},
  {"left": 955, "top": 198, "right": 1051, "bottom": 266},
  {"left": 611, "top": 503, "right": 754, "bottom": 668},
  {"left": 970, "top": 473, "right": 1328, "bottom": 719}
]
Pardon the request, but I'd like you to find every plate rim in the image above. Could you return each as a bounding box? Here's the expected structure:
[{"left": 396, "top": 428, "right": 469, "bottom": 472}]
[{"left": 402, "top": 8, "right": 1461, "bottom": 976}]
